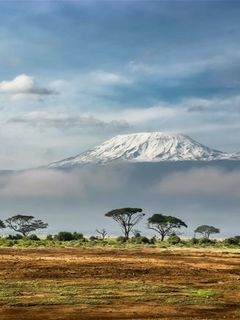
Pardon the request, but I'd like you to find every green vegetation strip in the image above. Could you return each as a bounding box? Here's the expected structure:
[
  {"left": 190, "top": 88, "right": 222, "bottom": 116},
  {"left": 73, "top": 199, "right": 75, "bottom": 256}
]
[
  {"left": 0, "top": 237, "right": 240, "bottom": 250},
  {"left": 0, "top": 280, "right": 220, "bottom": 307}
]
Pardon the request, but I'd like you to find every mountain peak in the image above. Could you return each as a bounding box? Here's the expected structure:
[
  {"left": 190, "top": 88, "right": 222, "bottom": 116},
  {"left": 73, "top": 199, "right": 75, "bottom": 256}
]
[{"left": 48, "top": 132, "right": 239, "bottom": 168}]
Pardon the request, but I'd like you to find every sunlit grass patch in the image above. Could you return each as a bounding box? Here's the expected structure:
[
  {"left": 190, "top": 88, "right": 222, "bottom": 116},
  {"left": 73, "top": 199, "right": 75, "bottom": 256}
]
[
  {"left": 188, "top": 288, "right": 217, "bottom": 298},
  {"left": 0, "top": 282, "right": 22, "bottom": 302},
  {"left": 0, "top": 279, "right": 221, "bottom": 308}
]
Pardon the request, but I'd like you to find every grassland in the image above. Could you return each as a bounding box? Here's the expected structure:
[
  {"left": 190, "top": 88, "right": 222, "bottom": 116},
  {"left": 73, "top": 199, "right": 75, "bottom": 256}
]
[{"left": 0, "top": 246, "right": 239, "bottom": 319}]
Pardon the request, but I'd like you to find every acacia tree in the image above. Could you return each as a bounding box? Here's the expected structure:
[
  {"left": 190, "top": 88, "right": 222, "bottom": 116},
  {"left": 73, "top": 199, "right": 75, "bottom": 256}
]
[
  {"left": 105, "top": 207, "right": 145, "bottom": 240},
  {"left": 194, "top": 225, "right": 220, "bottom": 239},
  {"left": 148, "top": 213, "right": 187, "bottom": 241},
  {"left": 5, "top": 215, "right": 48, "bottom": 236},
  {"left": 96, "top": 228, "right": 107, "bottom": 240},
  {"left": 0, "top": 220, "right": 5, "bottom": 232}
]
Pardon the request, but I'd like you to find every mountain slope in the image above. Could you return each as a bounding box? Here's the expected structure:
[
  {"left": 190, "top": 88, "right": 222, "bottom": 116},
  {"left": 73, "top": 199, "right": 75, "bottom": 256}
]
[{"left": 48, "top": 132, "right": 240, "bottom": 168}]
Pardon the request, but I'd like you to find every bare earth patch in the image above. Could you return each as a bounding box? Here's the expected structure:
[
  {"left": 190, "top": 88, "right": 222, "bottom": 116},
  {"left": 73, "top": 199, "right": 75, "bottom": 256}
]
[{"left": 0, "top": 247, "right": 239, "bottom": 319}]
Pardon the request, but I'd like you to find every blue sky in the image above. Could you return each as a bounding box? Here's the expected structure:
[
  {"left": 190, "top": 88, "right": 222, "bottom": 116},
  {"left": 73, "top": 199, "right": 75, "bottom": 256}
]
[{"left": 0, "top": 0, "right": 240, "bottom": 168}]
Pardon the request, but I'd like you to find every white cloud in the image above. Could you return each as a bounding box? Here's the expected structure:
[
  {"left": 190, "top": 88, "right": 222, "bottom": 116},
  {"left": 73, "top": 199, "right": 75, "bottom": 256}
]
[
  {"left": 0, "top": 74, "right": 56, "bottom": 100},
  {"left": 154, "top": 168, "right": 240, "bottom": 198},
  {"left": 0, "top": 167, "right": 129, "bottom": 198},
  {"left": 108, "top": 95, "right": 240, "bottom": 133},
  {"left": 0, "top": 74, "right": 34, "bottom": 93},
  {"left": 8, "top": 111, "right": 129, "bottom": 131},
  {"left": 117, "top": 105, "right": 176, "bottom": 124},
  {"left": 96, "top": 93, "right": 240, "bottom": 129},
  {"left": 0, "top": 170, "right": 83, "bottom": 197},
  {"left": 89, "top": 70, "right": 131, "bottom": 85},
  {"left": 97, "top": 103, "right": 177, "bottom": 126},
  {"left": 127, "top": 52, "right": 236, "bottom": 80},
  {"left": 184, "top": 95, "right": 240, "bottom": 113}
]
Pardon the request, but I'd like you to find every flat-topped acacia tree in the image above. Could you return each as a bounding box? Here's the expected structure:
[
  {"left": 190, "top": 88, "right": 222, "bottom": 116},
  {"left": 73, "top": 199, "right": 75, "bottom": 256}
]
[
  {"left": 148, "top": 213, "right": 187, "bottom": 241},
  {"left": 5, "top": 214, "right": 48, "bottom": 237},
  {"left": 105, "top": 207, "right": 145, "bottom": 240},
  {"left": 194, "top": 225, "right": 220, "bottom": 239}
]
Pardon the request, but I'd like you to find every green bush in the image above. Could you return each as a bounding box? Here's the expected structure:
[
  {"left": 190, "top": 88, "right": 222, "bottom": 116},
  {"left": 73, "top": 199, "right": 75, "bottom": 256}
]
[
  {"left": 130, "top": 236, "right": 151, "bottom": 244},
  {"left": 116, "top": 236, "right": 127, "bottom": 243},
  {"left": 198, "top": 238, "right": 216, "bottom": 245},
  {"left": 106, "top": 239, "right": 117, "bottom": 246},
  {"left": 54, "top": 231, "right": 85, "bottom": 241},
  {"left": 27, "top": 234, "right": 40, "bottom": 241},
  {"left": 89, "top": 236, "right": 98, "bottom": 241},
  {"left": 168, "top": 234, "right": 181, "bottom": 245},
  {"left": 133, "top": 231, "right": 141, "bottom": 238},
  {"left": 149, "top": 236, "right": 157, "bottom": 244},
  {"left": 54, "top": 231, "right": 74, "bottom": 241},
  {"left": 72, "top": 232, "right": 84, "bottom": 240},
  {"left": 6, "top": 234, "right": 23, "bottom": 240},
  {"left": 130, "top": 236, "right": 150, "bottom": 244},
  {"left": 224, "top": 236, "right": 240, "bottom": 245},
  {"left": 6, "top": 240, "right": 15, "bottom": 247},
  {"left": 139, "top": 236, "right": 151, "bottom": 244},
  {"left": 190, "top": 237, "right": 199, "bottom": 245}
]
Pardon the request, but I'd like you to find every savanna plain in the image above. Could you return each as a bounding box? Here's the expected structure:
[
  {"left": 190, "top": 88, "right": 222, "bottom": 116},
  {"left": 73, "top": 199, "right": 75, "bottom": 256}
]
[{"left": 0, "top": 246, "right": 239, "bottom": 320}]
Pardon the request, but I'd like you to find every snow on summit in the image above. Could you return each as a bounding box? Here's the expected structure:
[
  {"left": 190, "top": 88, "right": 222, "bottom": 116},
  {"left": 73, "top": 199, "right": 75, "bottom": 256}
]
[{"left": 48, "top": 132, "right": 240, "bottom": 168}]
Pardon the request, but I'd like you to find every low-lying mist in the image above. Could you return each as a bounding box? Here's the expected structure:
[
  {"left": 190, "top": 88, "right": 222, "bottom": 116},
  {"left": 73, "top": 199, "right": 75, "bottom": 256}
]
[{"left": 0, "top": 161, "right": 239, "bottom": 237}]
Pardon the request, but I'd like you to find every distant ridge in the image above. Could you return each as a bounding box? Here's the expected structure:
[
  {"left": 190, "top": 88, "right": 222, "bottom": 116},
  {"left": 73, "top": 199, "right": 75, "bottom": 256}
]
[{"left": 48, "top": 132, "right": 240, "bottom": 168}]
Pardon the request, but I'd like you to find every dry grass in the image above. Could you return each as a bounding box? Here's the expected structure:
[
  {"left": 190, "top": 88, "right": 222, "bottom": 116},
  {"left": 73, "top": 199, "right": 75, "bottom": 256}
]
[{"left": 0, "top": 247, "right": 239, "bottom": 319}]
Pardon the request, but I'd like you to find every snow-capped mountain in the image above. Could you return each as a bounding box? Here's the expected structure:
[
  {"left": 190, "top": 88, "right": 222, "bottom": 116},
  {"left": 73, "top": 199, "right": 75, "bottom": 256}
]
[{"left": 48, "top": 132, "right": 240, "bottom": 168}]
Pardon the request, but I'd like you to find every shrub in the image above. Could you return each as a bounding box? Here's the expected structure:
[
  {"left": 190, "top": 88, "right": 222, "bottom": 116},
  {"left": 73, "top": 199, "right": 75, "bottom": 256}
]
[
  {"left": 5, "top": 240, "right": 15, "bottom": 247},
  {"left": 89, "top": 236, "right": 98, "bottom": 241},
  {"left": 132, "top": 230, "right": 141, "bottom": 238},
  {"left": 116, "top": 236, "right": 127, "bottom": 243},
  {"left": 131, "top": 236, "right": 150, "bottom": 244},
  {"left": 46, "top": 234, "right": 53, "bottom": 240},
  {"left": 139, "top": 236, "right": 151, "bottom": 244},
  {"left": 7, "top": 234, "right": 23, "bottom": 240},
  {"left": 235, "top": 236, "right": 240, "bottom": 242},
  {"left": 72, "top": 232, "right": 84, "bottom": 240},
  {"left": 149, "top": 236, "right": 157, "bottom": 244},
  {"left": 190, "top": 237, "right": 199, "bottom": 245},
  {"left": 198, "top": 238, "right": 216, "bottom": 245},
  {"left": 168, "top": 234, "right": 181, "bottom": 245},
  {"left": 53, "top": 232, "right": 86, "bottom": 242},
  {"left": 224, "top": 236, "right": 240, "bottom": 245},
  {"left": 54, "top": 231, "right": 74, "bottom": 241},
  {"left": 27, "top": 234, "right": 40, "bottom": 241}
]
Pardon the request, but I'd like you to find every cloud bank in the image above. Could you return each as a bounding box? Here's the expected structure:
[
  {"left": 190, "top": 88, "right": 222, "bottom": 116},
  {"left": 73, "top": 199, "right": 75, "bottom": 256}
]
[
  {"left": 155, "top": 167, "right": 240, "bottom": 198},
  {"left": 0, "top": 167, "right": 130, "bottom": 198},
  {"left": 8, "top": 112, "right": 129, "bottom": 132},
  {"left": 0, "top": 163, "right": 239, "bottom": 235},
  {"left": 0, "top": 74, "right": 56, "bottom": 100}
]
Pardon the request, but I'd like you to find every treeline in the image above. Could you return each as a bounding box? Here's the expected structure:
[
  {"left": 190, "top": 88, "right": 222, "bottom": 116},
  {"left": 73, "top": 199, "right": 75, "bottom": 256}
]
[
  {"left": 0, "top": 209, "right": 240, "bottom": 247},
  {"left": 1, "top": 232, "right": 240, "bottom": 248}
]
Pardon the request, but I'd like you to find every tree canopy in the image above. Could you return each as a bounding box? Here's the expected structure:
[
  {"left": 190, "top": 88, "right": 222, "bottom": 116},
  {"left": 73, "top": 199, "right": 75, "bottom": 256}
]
[
  {"left": 194, "top": 225, "right": 220, "bottom": 239},
  {"left": 105, "top": 207, "right": 145, "bottom": 240},
  {"left": 5, "top": 214, "right": 48, "bottom": 236},
  {"left": 148, "top": 213, "right": 187, "bottom": 241},
  {"left": 0, "top": 220, "right": 5, "bottom": 229}
]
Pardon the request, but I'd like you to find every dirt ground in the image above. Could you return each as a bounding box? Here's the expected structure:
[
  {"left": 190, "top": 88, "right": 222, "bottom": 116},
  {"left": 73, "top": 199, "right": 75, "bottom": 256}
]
[{"left": 0, "top": 247, "right": 239, "bottom": 319}]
